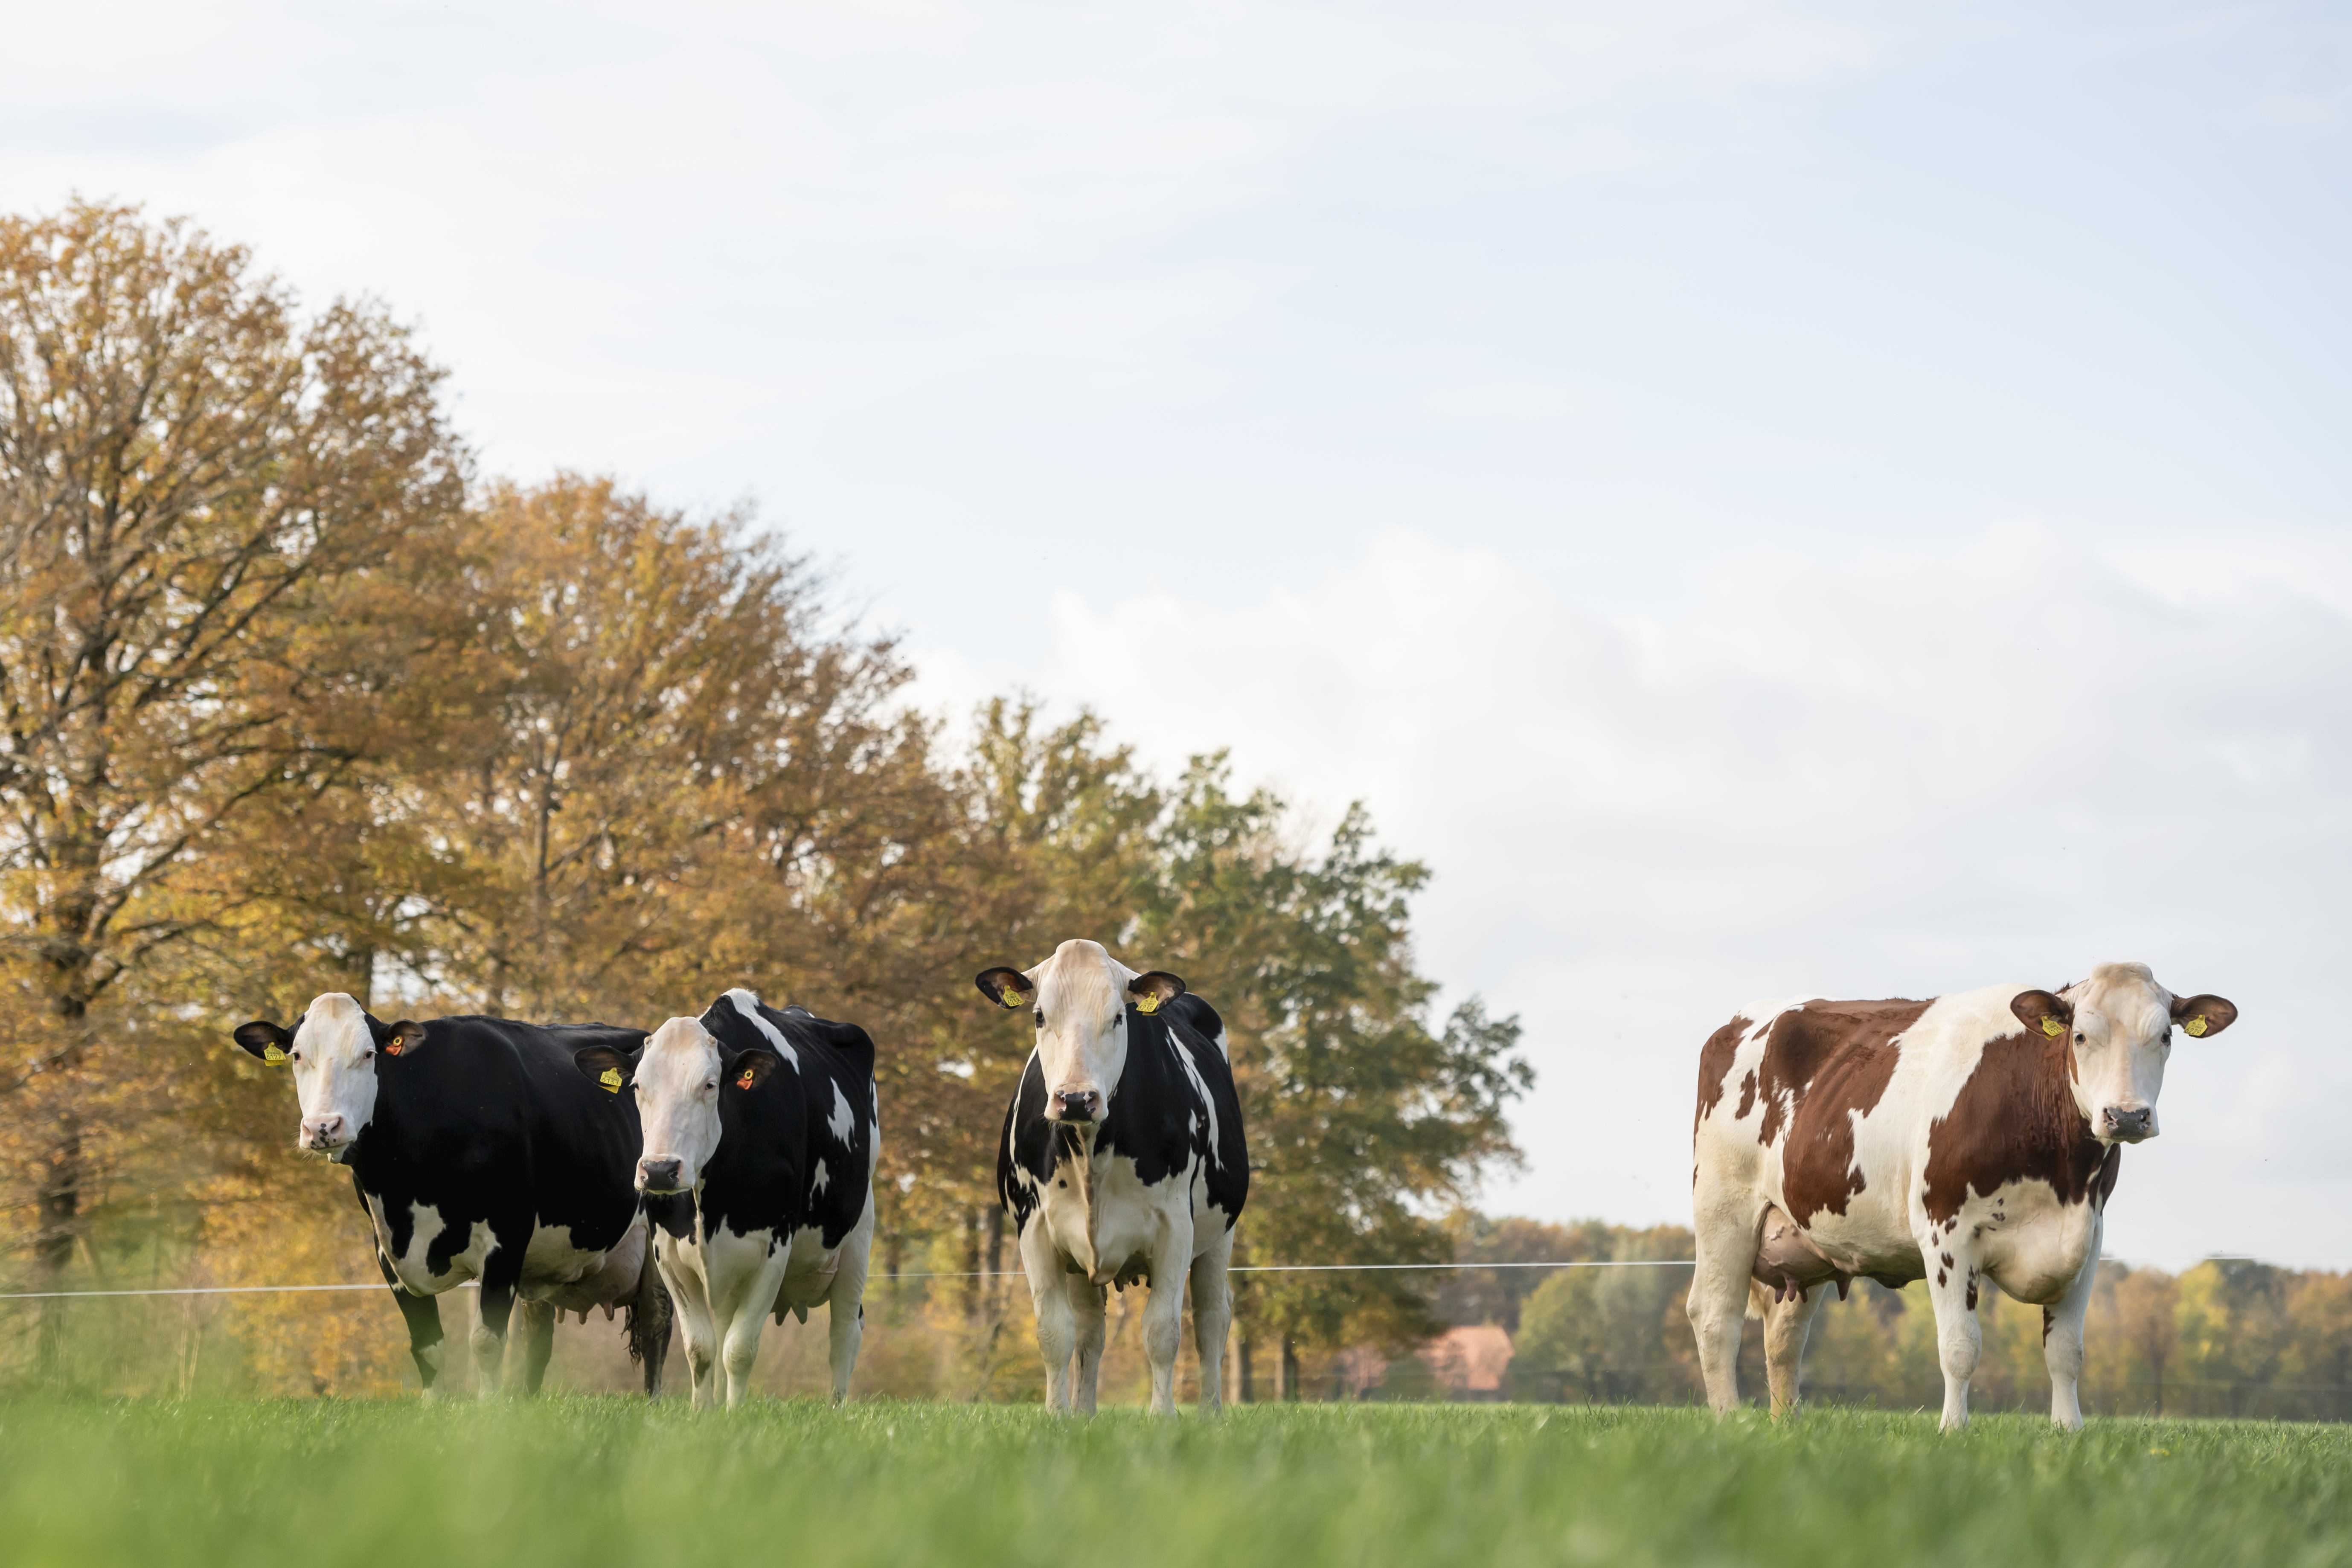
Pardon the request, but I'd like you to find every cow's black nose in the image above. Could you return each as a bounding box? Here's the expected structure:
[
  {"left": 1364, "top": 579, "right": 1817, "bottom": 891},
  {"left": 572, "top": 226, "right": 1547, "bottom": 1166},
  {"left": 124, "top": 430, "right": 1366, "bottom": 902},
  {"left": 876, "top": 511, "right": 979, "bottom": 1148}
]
[
  {"left": 2105, "top": 1107, "right": 2153, "bottom": 1139},
  {"left": 640, "top": 1158, "right": 683, "bottom": 1190},
  {"left": 1054, "top": 1091, "right": 1099, "bottom": 1122}
]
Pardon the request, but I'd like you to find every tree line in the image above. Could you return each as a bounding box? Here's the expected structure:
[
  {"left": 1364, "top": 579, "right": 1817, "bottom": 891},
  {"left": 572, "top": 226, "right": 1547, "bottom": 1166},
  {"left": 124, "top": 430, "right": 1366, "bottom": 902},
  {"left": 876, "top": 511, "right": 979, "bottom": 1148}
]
[{"left": 0, "top": 201, "right": 1530, "bottom": 1393}]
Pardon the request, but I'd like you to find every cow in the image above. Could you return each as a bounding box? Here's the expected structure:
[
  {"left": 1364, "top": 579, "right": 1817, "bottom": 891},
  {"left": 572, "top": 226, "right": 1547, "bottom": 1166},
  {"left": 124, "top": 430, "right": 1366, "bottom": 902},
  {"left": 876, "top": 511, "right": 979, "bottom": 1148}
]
[
  {"left": 1688, "top": 961, "right": 2239, "bottom": 1430},
  {"left": 231, "top": 993, "right": 671, "bottom": 1397},
  {"left": 573, "top": 988, "right": 878, "bottom": 1409},
  {"left": 979, "top": 938, "right": 1249, "bottom": 1415}
]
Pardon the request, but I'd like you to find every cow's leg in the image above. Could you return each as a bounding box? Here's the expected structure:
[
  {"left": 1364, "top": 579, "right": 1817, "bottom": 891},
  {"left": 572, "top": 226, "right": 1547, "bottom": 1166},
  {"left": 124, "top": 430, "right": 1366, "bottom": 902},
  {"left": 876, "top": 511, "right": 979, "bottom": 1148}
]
[
  {"left": 2044, "top": 1213, "right": 2101, "bottom": 1432},
  {"left": 1142, "top": 1223, "right": 1192, "bottom": 1416},
  {"left": 1020, "top": 1219, "right": 1078, "bottom": 1411},
  {"left": 718, "top": 1246, "right": 790, "bottom": 1408},
  {"left": 660, "top": 1237, "right": 722, "bottom": 1410},
  {"left": 375, "top": 1250, "right": 448, "bottom": 1397},
  {"left": 516, "top": 1299, "right": 557, "bottom": 1395},
  {"left": 1068, "top": 1274, "right": 1107, "bottom": 1417},
  {"left": 1189, "top": 1227, "right": 1235, "bottom": 1418},
  {"left": 1922, "top": 1233, "right": 1983, "bottom": 1431},
  {"left": 472, "top": 1282, "right": 517, "bottom": 1395},
  {"left": 1688, "top": 1178, "right": 1765, "bottom": 1417},
  {"left": 1762, "top": 1286, "right": 1824, "bottom": 1420},
  {"left": 825, "top": 1192, "right": 877, "bottom": 1403}
]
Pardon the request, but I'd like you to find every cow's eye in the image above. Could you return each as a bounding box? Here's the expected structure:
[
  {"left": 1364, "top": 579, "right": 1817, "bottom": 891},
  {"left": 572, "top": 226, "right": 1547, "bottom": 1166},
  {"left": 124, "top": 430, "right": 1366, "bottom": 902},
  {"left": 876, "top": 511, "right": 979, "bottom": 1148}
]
[
  {"left": 2074, "top": 1032, "right": 2085, "bottom": 1043},
  {"left": 361, "top": 1050, "right": 374, "bottom": 1063},
  {"left": 1034, "top": 1010, "right": 1045, "bottom": 1028}
]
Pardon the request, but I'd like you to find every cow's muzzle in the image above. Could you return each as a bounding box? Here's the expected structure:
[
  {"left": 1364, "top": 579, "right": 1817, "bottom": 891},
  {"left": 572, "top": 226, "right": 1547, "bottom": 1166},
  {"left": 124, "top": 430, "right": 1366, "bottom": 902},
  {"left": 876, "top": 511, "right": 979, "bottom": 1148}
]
[
  {"left": 299, "top": 1115, "right": 350, "bottom": 1152},
  {"left": 1047, "top": 1090, "right": 1102, "bottom": 1124},
  {"left": 2102, "top": 1106, "right": 2156, "bottom": 1143},
  {"left": 638, "top": 1157, "right": 686, "bottom": 1193}
]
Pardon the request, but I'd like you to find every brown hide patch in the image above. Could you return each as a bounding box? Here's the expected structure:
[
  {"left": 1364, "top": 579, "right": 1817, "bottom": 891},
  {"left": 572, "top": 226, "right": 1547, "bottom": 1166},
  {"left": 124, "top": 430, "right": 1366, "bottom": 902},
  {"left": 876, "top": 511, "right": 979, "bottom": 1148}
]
[
  {"left": 1736, "top": 1071, "right": 1757, "bottom": 1119},
  {"left": 1694, "top": 1015, "right": 1750, "bottom": 1137},
  {"left": 1922, "top": 1028, "right": 2111, "bottom": 1227},
  {"left": 1760, "top": 998, "right": 1932, "bottom": 1226}
]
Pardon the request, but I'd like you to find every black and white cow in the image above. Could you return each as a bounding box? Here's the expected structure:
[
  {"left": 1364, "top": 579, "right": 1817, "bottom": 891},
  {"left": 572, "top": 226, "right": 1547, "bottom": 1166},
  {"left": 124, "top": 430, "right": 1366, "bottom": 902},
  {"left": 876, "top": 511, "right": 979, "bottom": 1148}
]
[
  {"left": 575, "top": 988, "right": 878, "bottom": 1409},
  {"left": 980, "top": 939, "right": 1249, "bottom": 1415},
  {"left": 231, "top": 993, "right": 670, "bottom": 1397}
]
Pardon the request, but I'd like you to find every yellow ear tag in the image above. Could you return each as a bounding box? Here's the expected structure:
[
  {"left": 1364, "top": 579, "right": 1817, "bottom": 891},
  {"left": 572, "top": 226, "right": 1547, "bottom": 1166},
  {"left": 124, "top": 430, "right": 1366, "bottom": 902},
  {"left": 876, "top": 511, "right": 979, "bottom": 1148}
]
[
  {"left": 1136, "top": 994, "right": 1160, "bottom": 1016},
  {"left": 2185, "top": 1016, "right": 2207, "bottom": 1037},
  {"left": 1002, "top": 991, "right": 1025, "bottom": 1010},
  {"left": 736, "top": 1069, "right": 757, "bottom": 1090},
  {"left": 263, "top": 1044, "right": 288, "bottom": 1066},
  {"left": 599, "top": 1067, "right": 623, "bottom": 1092},
  {"left": 2040, "top": 1016, "right": 2063, "bottom": 1038}
]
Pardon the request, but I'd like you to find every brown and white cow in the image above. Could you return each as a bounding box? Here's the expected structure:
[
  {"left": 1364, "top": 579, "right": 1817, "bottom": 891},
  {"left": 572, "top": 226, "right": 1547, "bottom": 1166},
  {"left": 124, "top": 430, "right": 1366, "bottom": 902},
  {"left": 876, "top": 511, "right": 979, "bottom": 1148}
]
[{"left": 1689, "top": 962, "right": 2237, "bottom": 1430}]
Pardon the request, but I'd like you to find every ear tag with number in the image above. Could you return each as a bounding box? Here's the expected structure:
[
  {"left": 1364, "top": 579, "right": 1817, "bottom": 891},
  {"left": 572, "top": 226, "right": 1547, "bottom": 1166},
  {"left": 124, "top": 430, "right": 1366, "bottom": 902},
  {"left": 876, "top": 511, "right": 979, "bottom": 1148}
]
[
  {"left": 1002, "top": 991, "right": 1025, "bottom": 1010},
  {"left": 736, "top": 1068, "right": 757, "bottom": 1090},
  {"left": 1135, "top": 994, "right": 1160, "bottom": 1016},
  {"left": 2185, "top": 1016, "right": 2207, "bottom": 1037},
  {"left": 263, "top": 1044, "right": 288, "bottom": 1066},
  {"left": 599, "top": 1067, "right": 623, "bottom": 1093},
  {"left": 2039, "top": 1016, "right": 2062, "bottom": 1038}
]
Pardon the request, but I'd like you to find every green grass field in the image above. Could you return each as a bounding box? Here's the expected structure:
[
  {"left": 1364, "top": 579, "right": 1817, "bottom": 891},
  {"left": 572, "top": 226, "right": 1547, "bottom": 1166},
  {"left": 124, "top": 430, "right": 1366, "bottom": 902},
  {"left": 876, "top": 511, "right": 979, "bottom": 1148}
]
[{"left": 2, "top": 1400, "right": 2346, "bottom": 1568}]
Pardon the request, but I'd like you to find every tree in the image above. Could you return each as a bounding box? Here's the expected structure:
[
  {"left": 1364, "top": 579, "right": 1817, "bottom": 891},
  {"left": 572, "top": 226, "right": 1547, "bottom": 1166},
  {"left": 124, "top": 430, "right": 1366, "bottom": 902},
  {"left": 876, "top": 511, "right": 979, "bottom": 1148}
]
[
  {"left": 2111, "top": 1266, "right": 2180, "bottom": 1415},
  {"left": 0, "top": 201, "right": 465, "bottom": 1335}
]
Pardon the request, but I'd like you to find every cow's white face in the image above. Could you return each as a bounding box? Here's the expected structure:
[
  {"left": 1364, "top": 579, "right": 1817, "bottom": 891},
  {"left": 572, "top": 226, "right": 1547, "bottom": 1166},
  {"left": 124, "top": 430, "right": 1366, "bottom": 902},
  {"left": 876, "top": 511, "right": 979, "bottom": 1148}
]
[
  {"left": 287, "top": 993, "right": 379, "bottom": 1153},
  {"left": 629, "top": 1017, "right": 727, "bottom": 1193},
  {"left": 2013, "top": 963, "right": 2238, "bottom": 1145},
  {"left": 975, "top": 939, "right": 1186, "bottom": 1127}
]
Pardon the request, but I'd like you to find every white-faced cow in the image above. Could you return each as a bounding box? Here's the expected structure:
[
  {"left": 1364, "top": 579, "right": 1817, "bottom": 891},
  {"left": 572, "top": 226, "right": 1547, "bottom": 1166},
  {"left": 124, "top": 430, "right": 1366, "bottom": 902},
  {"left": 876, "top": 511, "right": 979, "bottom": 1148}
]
[
  {"left": 1689, "top": 962, "right": 2238, "bottom": 1430},
  {"left": 980, "top": 939, "right": 1249, "bottom": 1415},
  {"left": 575, "top": 989, "right": 878, "bottom": 1409},
  {"left": 232, "top": 993, "right": 671, "bottom": 1397}
]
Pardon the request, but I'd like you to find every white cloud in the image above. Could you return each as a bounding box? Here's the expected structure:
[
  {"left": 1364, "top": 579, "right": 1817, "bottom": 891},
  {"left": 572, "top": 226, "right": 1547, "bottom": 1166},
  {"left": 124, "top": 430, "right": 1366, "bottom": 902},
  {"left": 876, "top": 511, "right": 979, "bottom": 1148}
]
[{"left": 1027, "top": 526, "right": 2352, "bottom": 1267}]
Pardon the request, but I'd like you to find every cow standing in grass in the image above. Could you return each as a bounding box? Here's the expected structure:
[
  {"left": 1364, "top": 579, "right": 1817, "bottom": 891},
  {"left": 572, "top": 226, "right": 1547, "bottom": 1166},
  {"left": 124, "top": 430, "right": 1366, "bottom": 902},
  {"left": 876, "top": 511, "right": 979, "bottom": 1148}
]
[
  {"left": 576, "top": 989, "right": 878, "bottom": 1409},
  {"left": 232, "top": 993, "right": 671, "bottom": 1396},
  {"left": 1688, "top": 962, "right": 2237, "bottom": 1429},
  {"left": 980, "top": 939, "right": 1249, "bottom": 1415}
]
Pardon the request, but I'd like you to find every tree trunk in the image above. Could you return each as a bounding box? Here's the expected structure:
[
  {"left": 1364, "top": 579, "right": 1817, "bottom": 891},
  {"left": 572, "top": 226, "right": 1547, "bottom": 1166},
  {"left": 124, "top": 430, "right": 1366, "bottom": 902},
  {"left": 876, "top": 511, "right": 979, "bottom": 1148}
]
[
  {"left": 1238, "top": 1330, "right": 1255, "bottom": 1403},
  {"left": 1281, "top": 1336, "right": 1300, "bottom": 1402}
]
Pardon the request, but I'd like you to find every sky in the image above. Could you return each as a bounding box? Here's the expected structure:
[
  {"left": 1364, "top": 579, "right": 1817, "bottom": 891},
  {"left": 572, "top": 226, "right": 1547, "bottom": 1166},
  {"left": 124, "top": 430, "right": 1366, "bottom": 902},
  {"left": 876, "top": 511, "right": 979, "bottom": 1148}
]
[{"left": 6, "top": 0, "right": 2347, "bottom": 1267}]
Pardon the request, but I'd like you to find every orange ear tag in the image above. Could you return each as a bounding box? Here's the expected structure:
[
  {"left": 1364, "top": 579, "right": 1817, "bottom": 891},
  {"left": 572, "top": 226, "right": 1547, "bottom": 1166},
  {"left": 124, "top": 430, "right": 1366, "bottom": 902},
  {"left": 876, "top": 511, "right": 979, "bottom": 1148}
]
[
  {"left": 2039, "top": 1016, "right": 2062, "bottom": 1038},
  {"left": 736, "top": 1069, "right": 757, "bottom": 1090},
  {"left": 1136, "top": 995, "right": 1160, "bottom": 1016},
  {"left": 599, "top": 1068, "right": 624, "bottom": 1093},
  {"left": 384, "top": 1040, "right": 404, "bottom": 1057}
]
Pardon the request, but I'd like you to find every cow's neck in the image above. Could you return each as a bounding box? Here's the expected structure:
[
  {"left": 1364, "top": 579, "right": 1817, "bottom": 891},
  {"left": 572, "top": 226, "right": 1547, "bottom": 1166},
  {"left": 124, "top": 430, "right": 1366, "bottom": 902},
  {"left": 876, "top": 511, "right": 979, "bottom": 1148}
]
[{"left": 1055, "top": 1123, "right": 1105, "bottom": 1278}]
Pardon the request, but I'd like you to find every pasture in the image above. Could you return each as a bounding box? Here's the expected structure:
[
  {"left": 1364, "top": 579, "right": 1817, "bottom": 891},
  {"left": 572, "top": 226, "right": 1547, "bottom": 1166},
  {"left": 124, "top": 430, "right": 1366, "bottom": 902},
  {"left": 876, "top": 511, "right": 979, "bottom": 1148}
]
[{"left": 1, "top": 1400, "right": 2344, "bottom": 1568}]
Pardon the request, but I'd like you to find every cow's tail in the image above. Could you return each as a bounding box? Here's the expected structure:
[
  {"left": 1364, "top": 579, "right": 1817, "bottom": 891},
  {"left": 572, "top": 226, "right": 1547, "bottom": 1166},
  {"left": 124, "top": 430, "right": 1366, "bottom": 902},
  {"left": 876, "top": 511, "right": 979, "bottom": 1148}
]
[{"left": 625, "top": 1227, "right": 673, "bottom": 1398}]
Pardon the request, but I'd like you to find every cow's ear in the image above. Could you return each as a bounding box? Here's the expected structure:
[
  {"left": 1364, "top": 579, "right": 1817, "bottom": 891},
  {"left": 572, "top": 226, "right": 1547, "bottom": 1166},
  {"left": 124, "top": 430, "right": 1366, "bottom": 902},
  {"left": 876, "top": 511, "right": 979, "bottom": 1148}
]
[
  {"left": 576, "top": 1045, "right": 637, "bottom": 1093},
  {"left": 726, "top": 1050, "right": 778, "bottom": 1091},
  {"left": 1127, "top": 971, "right": 1187, "bottom": 1016},
  {"left": 2011, "top": 990, "right": 2074, "bottom": 1040},
  {"left": 2169, "top": 994, "right": 2238, "bottom": 1040},
  {"left": 234, "top": 1020, "right": 294, "bottom": 1064},
  {"left": 382, "top": 1021, "right": 428, "bottom": 1058},
  {"left": 976, "top": 967, "right": 1034, "bottom": 1012}
]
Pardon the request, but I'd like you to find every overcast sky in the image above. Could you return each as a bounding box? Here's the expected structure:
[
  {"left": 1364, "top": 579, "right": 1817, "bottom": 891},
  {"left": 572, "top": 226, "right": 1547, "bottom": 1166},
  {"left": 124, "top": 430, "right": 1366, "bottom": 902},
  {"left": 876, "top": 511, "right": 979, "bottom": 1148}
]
[{"left": 8, "top": 1, "right": 2346, "bottom": 1267}]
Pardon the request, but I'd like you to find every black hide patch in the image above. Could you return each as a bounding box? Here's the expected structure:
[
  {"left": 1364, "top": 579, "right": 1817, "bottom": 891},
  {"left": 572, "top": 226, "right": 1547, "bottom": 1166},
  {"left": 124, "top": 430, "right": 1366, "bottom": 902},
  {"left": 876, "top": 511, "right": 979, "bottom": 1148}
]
[{"left": 337, "top": 1013, "right": 650, "bottom": 1289}]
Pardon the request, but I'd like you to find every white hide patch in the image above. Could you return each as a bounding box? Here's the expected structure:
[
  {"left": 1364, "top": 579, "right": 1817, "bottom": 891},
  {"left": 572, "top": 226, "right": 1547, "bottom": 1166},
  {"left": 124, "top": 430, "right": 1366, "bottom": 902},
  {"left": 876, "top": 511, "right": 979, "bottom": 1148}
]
[
  {"left": 726, "top": 989, "right": 801, "bottom": 1071},
  {"left": 1168, "top": 1034, "right": 1221, "bottom": 1164},
  {"left": 829, "top": 1081, "right": 856, "bottom": 1147},
  {"left": 812, "top": 1158, "right": 830, "bottom": 1195}
]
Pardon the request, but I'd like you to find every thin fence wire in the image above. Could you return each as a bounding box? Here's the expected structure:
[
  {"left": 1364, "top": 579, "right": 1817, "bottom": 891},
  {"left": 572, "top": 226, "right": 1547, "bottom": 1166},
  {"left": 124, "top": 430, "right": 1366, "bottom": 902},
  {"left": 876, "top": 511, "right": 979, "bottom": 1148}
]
[{"left": 0, "top": 1258, "right": 1701, "bottom": 1301}]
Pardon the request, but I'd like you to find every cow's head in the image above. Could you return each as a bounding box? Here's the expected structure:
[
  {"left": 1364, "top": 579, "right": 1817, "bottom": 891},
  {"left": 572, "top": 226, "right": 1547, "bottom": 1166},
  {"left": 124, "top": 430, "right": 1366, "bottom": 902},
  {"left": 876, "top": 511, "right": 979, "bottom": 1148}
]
[
  {"left": 579, "top": 1016, "right": 775, "bottom": 1194},
  {"left": 233, "top": 993, "right": 426, "bottom": 1156},
  {"left": 2010, "top": 963, "right": 2237, "bottom": 1145},
  {"left": 975, "top": 939, "right": 1185, "bottom": 1127}
]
